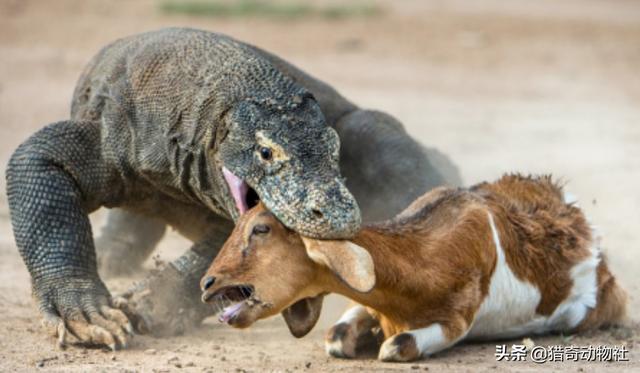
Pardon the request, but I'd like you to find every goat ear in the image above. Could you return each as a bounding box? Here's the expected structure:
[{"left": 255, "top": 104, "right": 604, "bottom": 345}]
[
  {"left": 281, "top": 295, "right": 324, "bottom": 338},
  {"left": 301, "top": 237, "right": 375, "bottom": 293}
]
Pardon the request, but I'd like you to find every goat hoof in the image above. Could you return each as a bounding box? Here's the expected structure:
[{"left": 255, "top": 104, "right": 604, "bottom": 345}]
[
  {"left": 378, "top": 333, "right": 421, "bottom": 362},
  {"left": 325, "top": 323, "right": 357, "bottom": 359}
]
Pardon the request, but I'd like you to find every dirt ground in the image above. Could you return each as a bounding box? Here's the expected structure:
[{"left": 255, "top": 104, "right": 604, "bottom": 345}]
[{"left": 1, "top": 0, "right": 639, "bottom": 371}]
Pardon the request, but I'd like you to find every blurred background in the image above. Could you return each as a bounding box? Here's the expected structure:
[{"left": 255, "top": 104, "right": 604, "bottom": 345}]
[{"left": 0, "top": 0, "right": 638, "bottom": 371}]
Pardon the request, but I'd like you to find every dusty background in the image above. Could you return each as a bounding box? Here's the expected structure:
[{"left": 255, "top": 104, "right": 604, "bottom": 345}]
[{"left": 0, "top": 0, "right": 639, "bottom": 371}]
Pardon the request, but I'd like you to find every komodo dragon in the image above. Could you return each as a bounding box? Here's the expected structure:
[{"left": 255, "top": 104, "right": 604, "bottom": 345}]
[{"left": 6, "top": 28, "right": 461, "bottom": 349}]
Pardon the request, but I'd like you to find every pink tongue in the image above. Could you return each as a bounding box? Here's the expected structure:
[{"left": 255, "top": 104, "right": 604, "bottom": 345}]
[
  {"left": 222, "top": 167, "right": 249, "bottom": 215},
  {"left": 219, "top": 302, "right": 244, "bottom": 323}
]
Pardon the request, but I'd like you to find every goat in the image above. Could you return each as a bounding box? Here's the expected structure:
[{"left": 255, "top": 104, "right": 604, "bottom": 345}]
[{"left": 200, "top": 174, "right": 627, "bottom": 362}]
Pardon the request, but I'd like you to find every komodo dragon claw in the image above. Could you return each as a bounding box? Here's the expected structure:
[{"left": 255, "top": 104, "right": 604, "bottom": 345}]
[{"left": 37, "top": 277, "right": 134, "bottom": 351}]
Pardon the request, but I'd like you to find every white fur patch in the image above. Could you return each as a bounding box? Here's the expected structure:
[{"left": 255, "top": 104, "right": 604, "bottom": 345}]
[
  {"left": 412, "top": 323, "right": 457, "bottom": 356},
  {"left": 336, "top": 305, "right": 368, "bottom": 325},
  {"left": 467, "top": 213, "right": 544, "bottom": 339},
  {"left": 467, "top": 212, "right": 600, "bottom": 340},
  {"left": 379, "top": 323, "right": 459, "bottom": 361},
  {"left": 547, "top": 243, "right": 600, "bottom": 329}
]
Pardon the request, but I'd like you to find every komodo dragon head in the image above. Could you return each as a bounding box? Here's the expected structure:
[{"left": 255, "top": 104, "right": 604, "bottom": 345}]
[{"left": 215, "top": 91, "right": 361, "bottom": 239}]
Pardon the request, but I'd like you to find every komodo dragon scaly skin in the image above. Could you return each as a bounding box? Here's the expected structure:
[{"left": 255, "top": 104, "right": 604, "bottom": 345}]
[{"left": 6, "top": 28, "right": 461, "bottom": 349}]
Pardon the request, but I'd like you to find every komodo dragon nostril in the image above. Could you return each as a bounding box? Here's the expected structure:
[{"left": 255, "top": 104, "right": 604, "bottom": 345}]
[
  {"left": 311, "top": 209, "right": 323, "bottom": 219},
  {"left": 202, "top": 276, "right": 216, "bottom": 291}
]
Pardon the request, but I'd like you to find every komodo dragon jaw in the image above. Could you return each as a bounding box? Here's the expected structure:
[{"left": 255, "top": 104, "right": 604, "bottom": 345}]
[{"left": 217, "top": 96, "right": 362, "bottom": 239}]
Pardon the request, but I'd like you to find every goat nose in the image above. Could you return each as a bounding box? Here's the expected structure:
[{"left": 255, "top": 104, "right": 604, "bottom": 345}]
[{"left": 202, "top": 276, "right": 216, "bottom": 291}]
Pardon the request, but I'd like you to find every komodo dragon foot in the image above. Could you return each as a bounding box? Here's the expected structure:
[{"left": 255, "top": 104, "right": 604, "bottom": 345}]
[{"left": 37, "top": 276, "right": 135, "bottom": 350}]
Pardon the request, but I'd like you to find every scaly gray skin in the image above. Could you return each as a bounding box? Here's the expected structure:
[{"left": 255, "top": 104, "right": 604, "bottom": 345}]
[{"left": 7, "top": 28, "right": 462, "bottom": 348}]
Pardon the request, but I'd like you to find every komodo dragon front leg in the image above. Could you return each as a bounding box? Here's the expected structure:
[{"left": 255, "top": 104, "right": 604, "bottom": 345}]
[
  {"left": 6, "top": 121, "right": 133, "bottom": 349},
  {"left": 7, "top": 120, "right": 232, "bottom": 340}
]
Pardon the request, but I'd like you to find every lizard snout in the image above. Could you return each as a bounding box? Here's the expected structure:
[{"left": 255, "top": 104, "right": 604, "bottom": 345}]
[{"left": 298, "top": 179, "right": 362, "bottom": 239}]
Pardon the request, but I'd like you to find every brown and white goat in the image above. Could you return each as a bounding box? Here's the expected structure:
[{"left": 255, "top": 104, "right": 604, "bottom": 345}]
[{"left": 201, "top": 174, "right": 627, "bottom": 362}]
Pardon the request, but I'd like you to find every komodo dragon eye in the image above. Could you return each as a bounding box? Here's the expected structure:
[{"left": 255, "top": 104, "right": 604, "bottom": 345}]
[{"left": 259, "top": 147, "right": 273, "bottom": 161}]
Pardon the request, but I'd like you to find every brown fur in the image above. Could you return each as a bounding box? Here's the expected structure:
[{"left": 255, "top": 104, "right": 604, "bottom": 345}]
[
  {"left": 576, "top": 257, "right": 628, "bottom": 331},
  {"left": 202, "top": 174, "right": 627, "bottom": 361}
]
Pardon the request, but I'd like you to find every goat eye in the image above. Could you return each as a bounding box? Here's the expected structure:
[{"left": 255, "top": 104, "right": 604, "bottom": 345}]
[
  {"left": 252, "top": 224, "right": 271, "bottom": 235},
  {"left": 259, "top": 147, "right": 273, "bottom": 161}
]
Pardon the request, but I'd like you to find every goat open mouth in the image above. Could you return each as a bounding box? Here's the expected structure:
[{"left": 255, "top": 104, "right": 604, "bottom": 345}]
[
  {"left": 202, "top": 284, "right": 255, "bottom": 324},
  {"left": 222, "top": 167, "right": 260, "bottom": 215}
]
